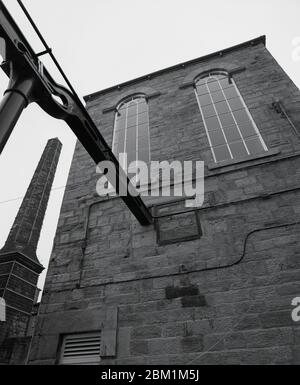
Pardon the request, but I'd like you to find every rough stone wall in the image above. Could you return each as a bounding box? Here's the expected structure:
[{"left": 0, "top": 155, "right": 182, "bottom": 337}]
[{"left": 29, "top": 38, "right": 300, "bottom": 364}]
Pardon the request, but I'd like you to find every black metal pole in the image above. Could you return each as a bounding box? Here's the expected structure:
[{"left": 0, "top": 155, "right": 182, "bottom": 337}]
[
  {"left": 0, "top": 77, "right": 34, "bottom": 154},
  {"left": 0, "top": 0, "right": 152, "bottom": 225}
]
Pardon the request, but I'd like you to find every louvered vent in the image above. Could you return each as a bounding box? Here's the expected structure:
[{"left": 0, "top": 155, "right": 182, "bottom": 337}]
[{"left": 60, "top": 332, "right": 101, "bottom": 365}]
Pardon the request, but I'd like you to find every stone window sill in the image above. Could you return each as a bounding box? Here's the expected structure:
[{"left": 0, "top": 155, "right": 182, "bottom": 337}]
[{"left": 208, "top": 147, "right": 281, "bottom": 170}]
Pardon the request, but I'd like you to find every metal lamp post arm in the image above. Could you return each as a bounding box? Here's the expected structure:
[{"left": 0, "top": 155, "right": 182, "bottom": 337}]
[{"left": 0, "top": 1, "right": 152, "bottom": 225}]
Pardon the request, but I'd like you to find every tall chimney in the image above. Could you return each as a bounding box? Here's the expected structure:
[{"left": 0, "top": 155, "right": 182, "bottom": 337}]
[
  {"left": 0, "top": 138, "right": 62, "bottom": 359},
  {"left": 1, "top": 137, "right": 62, "bottom": 262}
]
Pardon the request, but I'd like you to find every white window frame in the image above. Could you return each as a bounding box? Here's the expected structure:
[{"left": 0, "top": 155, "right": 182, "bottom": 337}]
[
  {"left": 194, "top": 72, "right": 267, "bottom": 163},
  {"left": 112, "top": 94, "right": 151, "bottom": 174}
]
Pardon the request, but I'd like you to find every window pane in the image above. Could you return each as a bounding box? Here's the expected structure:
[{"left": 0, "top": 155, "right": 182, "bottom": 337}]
[
  {"left": 198, "top": 93, "right": 212, "bottom": 106},
  {"left": 223, "top": 86, "right": 238, "bottom": 99},
  {"left": 139, "top": 138, "right": 149, "bottom": 154},
  {"left": 195, "top": 73, "right": 267, "bottom": 164},
  {"left": 115, "top": 117, "right": 126, "bottom": 132},
  {"left": 233, "top": 109, "right": 250, "bottom": 124},
  {"left": 229, "top": 141, "right": 248, "bottom": 158},
  {"left": 219, "top": 112, "right": 235, "bottom": 128},
  {"left": 126, "top": 126, "right": 137, "bottom": 165},
  {"left": 228, "top": 97, "right": 244, "bottom": 112},
  {"left": 209, "top": 130, "right": 226, "bottom": 147},
  {"left": 138, "top": 111, "right": 148, "bottom": 125},
  {"left": 214, "top": 145, "right": 231, "bottom": 162},
  {"left": 206, "top": 76, "right": 217, "bottom": 83},
  {"left": 196, "top": 78, "right": 206, "bottom": 86},
  {"left": 139, "top": 149, "right": 150, "bottom": 163},
  {"left": 127, "top": 114, "right": 137, "bottom": 129},
  {"left": 206, "top": 116, "right": 220, "bottom": 131},
  {"left": 113, "top": 97, "right": 150, "bottom": 168},
  {"left": 239, "top": 121, "right": 257, "bottom": 138},
  {"left": 138, "top": 101, "right": 148, "bottom": 114},
  {"left": 117, "top": 107, "right": 127, "bottom": 120},
  {"left": 223, "top": 125, "right": 241, "bottom": 143},
  {"left": 138, "top": 124, "right": 149, "bottom": 147},
  {"left": 215, "top": 100, "right": 230, "bottom": 115},
  {"left": 127, "top": 103, "right": 137, "bottom": 117},
  {"left": 196, "top": 84, "right": 209, "bottom": 96},
  {"left": 202, "top": 104, "right": 216, "bottom": 118},
  {"left": 219, "top": 77, "right": 232, "bottom": 90},
  {"left": 113, "top": 129, "right": 125, "bottom": 156},
  {"left": 118, "top": 104, "right": 127, "bottom": 114},
  {"left": 207, "top": 79, "right": 220, "bottom": 93},
  {"left": 211, "top": 91, "right": 225, "bottom": 103},
  {"left": 245, "top": 136, "right": 265, "bottom": 155}
]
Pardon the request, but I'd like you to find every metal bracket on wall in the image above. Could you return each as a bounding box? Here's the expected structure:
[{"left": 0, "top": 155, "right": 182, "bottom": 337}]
[{"left": 0, "top": 1, "right": 152, "bottom": 226}]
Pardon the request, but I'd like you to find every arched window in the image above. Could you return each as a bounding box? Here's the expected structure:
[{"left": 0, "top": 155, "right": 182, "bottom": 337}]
[
  {"left": 112, "top": 95, "right": 150, "bottom": 172},
  {"left": 195, "top": 72, "right": 267, "bottom": 163}
]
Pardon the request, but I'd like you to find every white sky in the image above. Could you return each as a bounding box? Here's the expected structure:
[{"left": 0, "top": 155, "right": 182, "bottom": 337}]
[{"left": 0, "top": 0, "right": 299, "bottom": 292}]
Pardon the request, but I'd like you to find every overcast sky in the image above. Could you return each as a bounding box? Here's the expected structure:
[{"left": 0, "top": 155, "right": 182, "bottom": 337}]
[{"left": 0, "top": 0, "right": 299, "bottom": 292}]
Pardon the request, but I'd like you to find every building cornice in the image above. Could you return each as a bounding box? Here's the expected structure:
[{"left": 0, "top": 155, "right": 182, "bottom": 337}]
[{"left": 84, "top": 35, "right": 266, "bottom": 102}]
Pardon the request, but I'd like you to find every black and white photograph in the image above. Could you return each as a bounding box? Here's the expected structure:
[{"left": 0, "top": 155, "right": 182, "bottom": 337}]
[{"left": 0, "top": 0, "right": 300, "bottom": 372}]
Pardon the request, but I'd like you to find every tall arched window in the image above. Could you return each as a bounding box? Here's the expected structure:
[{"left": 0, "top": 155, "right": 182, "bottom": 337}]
[
  {"left": 112, "top": 95, "right": 150, "bottom": 172},
  {"left": 195, "top": 72, "right": 267, "bottom": 163}
]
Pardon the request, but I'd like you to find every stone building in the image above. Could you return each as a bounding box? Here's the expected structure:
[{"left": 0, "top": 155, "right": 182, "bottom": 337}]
[
  {"left": 29, "top": 36, "right": 300, "bottom": 364},
  {"left": 0, "top": 138, "right": 62, "bottom": 364}
]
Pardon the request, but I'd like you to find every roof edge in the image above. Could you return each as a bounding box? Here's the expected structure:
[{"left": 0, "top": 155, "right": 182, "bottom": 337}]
[{"left": 84, "top": 35, "right": 266, "bottom": 102}]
